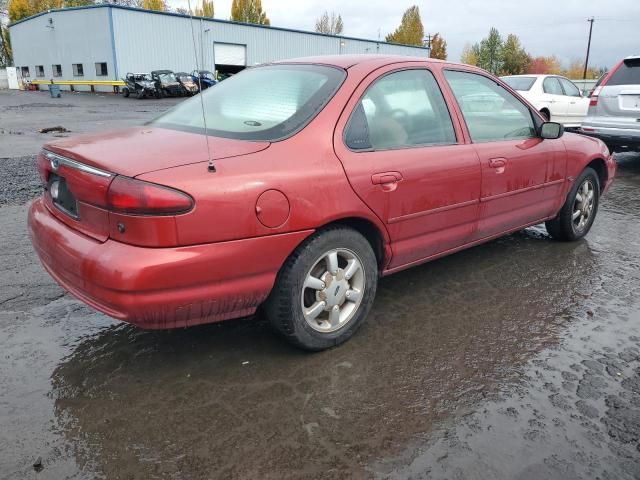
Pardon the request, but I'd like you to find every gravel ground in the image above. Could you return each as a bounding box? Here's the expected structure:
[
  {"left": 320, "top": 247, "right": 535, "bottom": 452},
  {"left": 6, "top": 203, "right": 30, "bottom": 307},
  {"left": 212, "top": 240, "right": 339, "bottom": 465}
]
[{"left": 1, "top": 89, "right": 640, "bottom": 479}]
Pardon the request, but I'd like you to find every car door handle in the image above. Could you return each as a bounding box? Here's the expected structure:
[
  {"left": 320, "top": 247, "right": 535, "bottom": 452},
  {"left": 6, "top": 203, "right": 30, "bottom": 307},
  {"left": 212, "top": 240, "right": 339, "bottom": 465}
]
[
  {"left": 371, "top": 172, "right": 403, "bottom": 191},
  {"left": 489, "top": 158, "right": 506, "bottom": 168}
]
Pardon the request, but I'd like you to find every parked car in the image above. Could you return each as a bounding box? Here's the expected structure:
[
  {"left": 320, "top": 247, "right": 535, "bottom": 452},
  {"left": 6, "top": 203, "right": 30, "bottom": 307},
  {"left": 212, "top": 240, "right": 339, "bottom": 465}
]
[
  {"left": 151, "top": 70, "right": 183, "bottom": 97},
  {"left": 121, "top": 73, "right": 157, "bottom": 99},
  {"left": 501, "top": 74, "right": 590, "bottom": 129},
  {"left": 190, "top": 70, "right": 217, "bottom": 90},
  {"left": 580, "top": 55, "right": 640, "bottom": 152},
  {"left": 29, "top": 55, "right": 616, "bottom": 351}
]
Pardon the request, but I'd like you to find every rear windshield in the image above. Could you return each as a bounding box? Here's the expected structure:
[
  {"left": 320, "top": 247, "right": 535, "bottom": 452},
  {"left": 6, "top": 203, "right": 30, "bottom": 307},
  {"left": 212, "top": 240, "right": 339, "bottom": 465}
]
[
  {"left": 607, "top": 58, "right": 640, "bottom": 86},
  {"left": 501, "top": 76, "right": 536, "bottom": 91},
  {"left": 152, "top": 64, "right": 346, "bottom": 141}
]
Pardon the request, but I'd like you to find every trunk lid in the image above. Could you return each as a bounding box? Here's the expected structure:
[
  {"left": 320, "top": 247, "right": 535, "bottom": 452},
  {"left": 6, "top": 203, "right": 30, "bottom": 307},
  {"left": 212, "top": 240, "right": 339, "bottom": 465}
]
[
  {"left": 45, "top": 126, "right": 270, "bottom": 177},
  {"left": 40, "top": 127, "right": 269, "bottom": 242}
]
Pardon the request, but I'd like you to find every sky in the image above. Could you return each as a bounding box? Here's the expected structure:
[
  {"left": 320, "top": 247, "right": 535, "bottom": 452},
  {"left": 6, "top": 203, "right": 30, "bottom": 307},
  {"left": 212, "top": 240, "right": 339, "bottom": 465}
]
[{"left": 168, "top": 0, "right": 640, "bottom": 70}]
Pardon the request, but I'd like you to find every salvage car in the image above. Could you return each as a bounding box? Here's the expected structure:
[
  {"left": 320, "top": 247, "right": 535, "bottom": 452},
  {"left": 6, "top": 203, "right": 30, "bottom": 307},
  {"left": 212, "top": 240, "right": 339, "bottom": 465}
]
[
  {"left": 121, "top": 73, "right": 157, "bottom": 99},
  {"left": 501, "top": 74, "right": 590, "bottom": 128},
  {"left": 151, "top": 70, "right": 183, "bottom": 97},
  {"left": 190, "top": 70, "right": 217, "bottom": 90},
  {"left": 580, "top": 55, "right": 640, "bottom": 152},
  {"left": 29, "top": 55, "right": 616, "bottom": 350},
  {"left": 175, "top": 72, "right": 199, "bottom": 96}
]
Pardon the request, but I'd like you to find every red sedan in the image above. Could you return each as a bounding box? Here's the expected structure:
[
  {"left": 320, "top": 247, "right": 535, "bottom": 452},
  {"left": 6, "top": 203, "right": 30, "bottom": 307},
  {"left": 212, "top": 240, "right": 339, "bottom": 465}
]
[{"left": 29, "top": 55, "right": 616, "bottom": 350}]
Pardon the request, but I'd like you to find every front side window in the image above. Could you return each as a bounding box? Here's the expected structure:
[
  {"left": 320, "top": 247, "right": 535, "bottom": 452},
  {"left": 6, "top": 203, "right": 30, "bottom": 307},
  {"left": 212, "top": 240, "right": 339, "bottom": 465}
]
[
  {"left": 52, "top": 64, "right": 62, "bottom": 77},
  {"left": 345, "top": 69, "right": 456, "bottom": 151},
  {"left": 153, "top": 64, "right": 345, "bottom": 141},
  {"left": 444, "top": 70, "right": 535, "bottom": 143},
  {"left": 72, "top": 63, "right": 84, "bottom": 77},
  {"left": 543, "top": 77, "right": 563, "bottom": 95},
  {"left": 558, "top": 78, "right": 580, "bottom": 97}
]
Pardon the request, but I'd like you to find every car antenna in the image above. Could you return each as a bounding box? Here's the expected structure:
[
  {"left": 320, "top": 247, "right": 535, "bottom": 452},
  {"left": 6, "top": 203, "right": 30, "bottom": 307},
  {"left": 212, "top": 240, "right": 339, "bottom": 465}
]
[{"left": 187, "top": 0, "right": 215, "bottom": 172}]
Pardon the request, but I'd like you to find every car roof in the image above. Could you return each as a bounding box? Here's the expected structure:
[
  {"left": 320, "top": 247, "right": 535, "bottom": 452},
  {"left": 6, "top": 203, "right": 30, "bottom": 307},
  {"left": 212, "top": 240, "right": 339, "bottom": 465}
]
[
  {"left": 501, "top": 74, "right": 557, "bottom": 78},
  {"left": 273, "top": 54, "right": 448, "bottom": 69}
]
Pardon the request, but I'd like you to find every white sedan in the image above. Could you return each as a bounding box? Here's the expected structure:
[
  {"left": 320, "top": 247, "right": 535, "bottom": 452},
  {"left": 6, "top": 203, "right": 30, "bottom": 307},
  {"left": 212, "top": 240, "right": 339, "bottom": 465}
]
[{"left": 501, "top": 74, "right": 590, "bottom": 128}]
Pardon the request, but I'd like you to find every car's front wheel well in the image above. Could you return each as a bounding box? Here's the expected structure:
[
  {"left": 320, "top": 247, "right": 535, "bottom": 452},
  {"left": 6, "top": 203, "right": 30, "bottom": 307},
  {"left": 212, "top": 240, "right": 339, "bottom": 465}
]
[
  {"left": 586, "top": 158, "right": 608, "bottom": 192},
  {"left": 320, "top": 217, "right": 386, "bottom": 271}
]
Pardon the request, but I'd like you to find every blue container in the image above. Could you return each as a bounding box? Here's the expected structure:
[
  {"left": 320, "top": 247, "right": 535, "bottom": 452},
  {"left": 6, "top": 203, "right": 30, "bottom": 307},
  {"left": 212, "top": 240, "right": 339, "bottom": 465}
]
[{"left": 49, "top": 84, "right": 61, "bottom": 98}]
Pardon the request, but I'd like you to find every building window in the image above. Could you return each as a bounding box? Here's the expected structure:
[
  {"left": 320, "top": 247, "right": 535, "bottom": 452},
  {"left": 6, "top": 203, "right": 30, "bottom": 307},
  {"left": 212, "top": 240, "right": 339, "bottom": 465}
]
[
  {"left": 72, "top": 63, "right": 84, "bottom": 77},
  {"left": 95, "top": 62, "right": 108, "bottom": 76},
  {"left": 21, "top": 66, "right": 30, "bottom": 78},
  {"left": 36, "top": 65, "right": 45, "bottom": 77},
  {"left": 52, "top": 64, "right": 62, "bottom": 77}
]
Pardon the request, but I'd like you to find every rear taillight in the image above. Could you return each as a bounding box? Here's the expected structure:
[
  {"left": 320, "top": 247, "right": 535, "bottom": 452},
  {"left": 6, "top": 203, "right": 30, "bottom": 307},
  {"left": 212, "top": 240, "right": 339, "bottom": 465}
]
[
  {"left": 589, "top": 86, "right": 602, "bottom": 107},
  {"left": 106, "top": 176, "right": 194, "bottom": 215}
]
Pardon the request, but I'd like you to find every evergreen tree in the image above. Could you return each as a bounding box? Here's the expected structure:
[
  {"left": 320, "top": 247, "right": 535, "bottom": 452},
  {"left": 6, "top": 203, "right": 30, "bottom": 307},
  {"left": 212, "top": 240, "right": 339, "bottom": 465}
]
[
  {"left": 430, "top": 32, "right": 447, "bottom": 60},
  {"left": 231, "top": 0, "right": 269, "bottom": 25}
]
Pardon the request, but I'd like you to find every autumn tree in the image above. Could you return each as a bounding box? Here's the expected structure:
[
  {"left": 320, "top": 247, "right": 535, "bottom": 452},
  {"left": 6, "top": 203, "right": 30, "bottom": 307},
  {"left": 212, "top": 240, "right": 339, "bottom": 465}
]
[
  {"left": 460, "top": 43, "right": 479, "bottom": 66},
  {"left": 193, "top": 0, "right": 213, "bottom": 17},
  {"left": 500, "top": 34, "right": 530, "bottom": 75},
  {"left": 385, "top": 5, "right": 424, "bottom": 46},
  {"left": 315, "top": 10, "right": 343, "bottom": 35},
  {"left": 231, "top": 0, "right": 269, "bottom": 25},
  {"left": 0, "top": 26, "right": 11, "bottom": 67},
  {"left": 8, "top": 0, "right": 33, "bottom": 22},
  {"left": 142, "top": 0, "right": 164, "bottom": 11},
  {"left": 430, "top": 32, "right": 446, "bottom": 60},
  {"left": 526, "top": 55, "right": 561, "bottom": 74}
]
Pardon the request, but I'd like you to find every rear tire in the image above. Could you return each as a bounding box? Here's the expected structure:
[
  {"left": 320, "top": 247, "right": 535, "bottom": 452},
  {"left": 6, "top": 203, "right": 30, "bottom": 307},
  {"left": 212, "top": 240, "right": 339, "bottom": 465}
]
[
  {"left": 265, "top": 227, "right": 378, "bottom": 351},
  {"left": 546, "top": 167, "right": 600, "bottom": 241}
]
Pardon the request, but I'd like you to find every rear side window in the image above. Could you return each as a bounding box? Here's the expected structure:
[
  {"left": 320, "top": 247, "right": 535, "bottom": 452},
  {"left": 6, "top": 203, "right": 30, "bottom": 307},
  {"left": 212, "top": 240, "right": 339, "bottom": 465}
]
[
  {"left": 444, "top": 70, "right": 535, "bottom": 143},
  {"left": 345, "top": 69, "right": 456, "bottom": 151},
  {"left": 501, "top": 76, "right": 536, "bottom": 91},
  {"left": 543, "top": 77, "right": 563, "bottom": 95},
  {"left": 607, "top": 58, "right": 640, "bottom": 86},
  {"left": 558, "top": 78, "right": 580, "bottom": 97}
]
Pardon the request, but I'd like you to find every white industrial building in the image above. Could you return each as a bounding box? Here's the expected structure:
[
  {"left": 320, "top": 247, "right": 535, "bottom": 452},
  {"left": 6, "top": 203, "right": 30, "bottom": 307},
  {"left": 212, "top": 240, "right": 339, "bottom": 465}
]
[{"left": 8, "top": 5, "right": 429, "bottom": 90}]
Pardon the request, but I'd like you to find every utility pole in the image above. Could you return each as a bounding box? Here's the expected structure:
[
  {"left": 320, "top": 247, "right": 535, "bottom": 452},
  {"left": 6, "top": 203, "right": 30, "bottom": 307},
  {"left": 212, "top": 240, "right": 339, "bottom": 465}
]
[
  {"left": 583, "top": 17, "right": 595, "bottom": 80},
  {"left": 424, "top": 34, "right": 432, "bottom": 58}
]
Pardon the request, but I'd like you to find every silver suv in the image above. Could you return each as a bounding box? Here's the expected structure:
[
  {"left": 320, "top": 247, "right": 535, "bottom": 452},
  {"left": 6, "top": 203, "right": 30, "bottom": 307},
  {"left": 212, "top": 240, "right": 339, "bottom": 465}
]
[{"left": 581, "top": 55, "right": 640, "bottom": 152}]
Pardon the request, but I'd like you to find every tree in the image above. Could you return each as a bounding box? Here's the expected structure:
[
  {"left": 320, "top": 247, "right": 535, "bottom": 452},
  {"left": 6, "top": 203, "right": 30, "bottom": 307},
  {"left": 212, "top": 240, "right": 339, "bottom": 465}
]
[
  {"left": 231, "top": 0, "right": 269, "bottom": 25},
  {"left": 477, "top": 27, "right": 503, "bottom": 74},
  {"left": 500, "top": 34, "right": 530, "bottom": 75},
  {"left": 8, "top": 0, "right": 33, "bottom": 22},
  {"left": 194, "top": 0, "right": 213, "bottom": 17},
  {"left": 142, "top": 0, "right": 164, "bottom": 11},
  {"left": 430, "top": 32, "right": 446, "bottom": 60},
  {"left": 460, "top": 43, "right": 479, "bottom": 66},
  {"left": 385, "top": 5, "right": 424, "bottom": 46},
  {"left": 0, "top": 25, "right": 11, "bottom": 67},
  {"left": 315, "top": 10, "right": 343, "bottom": 35},
  {"left": 526, "top": 55, "right": 561, "bottom": 74}
]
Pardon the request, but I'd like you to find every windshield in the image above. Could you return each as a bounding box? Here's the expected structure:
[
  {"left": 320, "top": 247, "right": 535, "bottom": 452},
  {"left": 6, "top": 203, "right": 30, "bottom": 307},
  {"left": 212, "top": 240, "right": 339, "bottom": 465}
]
[
  {"left": 158, "top": 72, "right": 177, "bottom": 83},
  {"left": 152, "top": 64, "right": 346, "bottom": 141},
  {"left": 501, "top": 76, "right": 537, "bottom": 91}
]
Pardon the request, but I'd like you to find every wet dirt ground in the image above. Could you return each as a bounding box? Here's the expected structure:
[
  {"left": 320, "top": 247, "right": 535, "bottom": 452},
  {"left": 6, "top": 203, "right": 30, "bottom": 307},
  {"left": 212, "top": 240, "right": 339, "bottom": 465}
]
[{"left": 1, "top": 90, "right": 640, "bottom": 479}]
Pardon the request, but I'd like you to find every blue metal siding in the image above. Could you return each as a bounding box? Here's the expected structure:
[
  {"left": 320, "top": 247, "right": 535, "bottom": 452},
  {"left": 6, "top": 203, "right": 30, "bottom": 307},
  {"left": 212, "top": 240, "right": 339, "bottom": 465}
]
[{"left": 111, "top": 8, "right": 427, "bottom": 74}]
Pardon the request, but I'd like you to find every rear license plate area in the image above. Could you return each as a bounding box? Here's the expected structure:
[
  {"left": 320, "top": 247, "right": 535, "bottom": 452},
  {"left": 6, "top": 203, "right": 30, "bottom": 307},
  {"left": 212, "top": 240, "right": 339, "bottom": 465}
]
[
  {"left": 620, "top": 94, "right": 640, "bottom": 111},
  {"left": 48, "top": 173, "right": 79, "bottom": 218}
]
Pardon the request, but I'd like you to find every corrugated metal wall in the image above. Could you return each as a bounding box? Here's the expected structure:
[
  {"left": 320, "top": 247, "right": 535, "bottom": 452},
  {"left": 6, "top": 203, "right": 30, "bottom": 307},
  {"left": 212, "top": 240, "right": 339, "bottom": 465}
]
[
  {"left": 110, "top": 7, "right": 428, "bottom": 74},
  {"left": 9, "top": 8, "right": 115, "bottom": 91}
]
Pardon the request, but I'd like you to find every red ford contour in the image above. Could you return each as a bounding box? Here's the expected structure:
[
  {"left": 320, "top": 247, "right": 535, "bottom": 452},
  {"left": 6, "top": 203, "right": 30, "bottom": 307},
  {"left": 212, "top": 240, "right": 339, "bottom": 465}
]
[{"left": 29, "top": 55, "right": 616, "bottom": 350}]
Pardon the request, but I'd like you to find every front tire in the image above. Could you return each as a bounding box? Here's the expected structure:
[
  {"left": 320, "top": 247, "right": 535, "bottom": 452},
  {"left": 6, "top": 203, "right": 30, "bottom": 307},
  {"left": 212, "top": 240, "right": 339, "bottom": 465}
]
[
  {"left": 122, "top": 87, "right": 130, "bottom": 98},
  {"left": 265, "top": 227, "right": 378, "bottom": 351},
  {"left": 546, "top": 167, "right": 600, "bottom": 241}
]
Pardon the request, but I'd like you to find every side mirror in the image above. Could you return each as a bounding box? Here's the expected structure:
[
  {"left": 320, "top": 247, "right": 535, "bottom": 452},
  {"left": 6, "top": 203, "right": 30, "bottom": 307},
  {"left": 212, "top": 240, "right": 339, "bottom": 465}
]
[{"left": 540, "top": 122, "right": 564, "bottom": 140}]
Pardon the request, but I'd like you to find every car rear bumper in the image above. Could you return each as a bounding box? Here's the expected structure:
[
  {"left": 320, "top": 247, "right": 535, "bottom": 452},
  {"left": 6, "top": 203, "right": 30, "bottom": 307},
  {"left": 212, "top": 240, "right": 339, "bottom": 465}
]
[
  {"left": 580, "top": 125, "right": 640, "bottom": 150},
  {"left": 28, "top": 198, "right": 312, "bottom": 329}
]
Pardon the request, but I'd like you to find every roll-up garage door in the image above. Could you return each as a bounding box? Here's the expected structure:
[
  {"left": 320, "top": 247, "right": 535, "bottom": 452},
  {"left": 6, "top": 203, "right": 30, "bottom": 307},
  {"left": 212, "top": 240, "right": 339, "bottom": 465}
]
[{"left": 214, "top": 43, "right": 247, "bottom": 66}]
